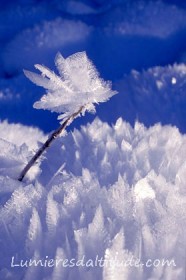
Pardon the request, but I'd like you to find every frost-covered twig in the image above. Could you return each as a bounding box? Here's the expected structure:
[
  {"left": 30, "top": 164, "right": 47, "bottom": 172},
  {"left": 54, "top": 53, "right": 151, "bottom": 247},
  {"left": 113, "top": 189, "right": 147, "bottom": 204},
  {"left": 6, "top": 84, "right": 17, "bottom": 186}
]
[
  {"left": 18, "top": 106, "right": 84, "bottom": 181},
  {"left": 18, "top": 51, "right": 117, "bottom": 181}
]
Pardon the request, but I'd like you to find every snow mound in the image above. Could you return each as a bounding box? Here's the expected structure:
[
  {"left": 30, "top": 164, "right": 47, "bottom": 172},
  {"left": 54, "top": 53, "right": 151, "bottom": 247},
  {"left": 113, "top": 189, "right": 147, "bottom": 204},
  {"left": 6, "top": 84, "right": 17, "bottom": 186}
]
[
  {"left": 116, "top": 63, "right": 186, "bottom": 133},
  {"left": 3, "top": 19, "right": 92, "bottom": 75},
  {"left": 0, "top": 118, "right": 185, "bottom": 279},
  {"left": 0, "top": 3, "right": 51, "bottom": 42},
  {"left": 104, "top": 1, "right": 186, "bottom": 38},
  {"left": 55, "top": 0, "right": 96, "bottom": 15},
  {"left": 0, "top": 120, "right": 46, "bottom": 150}
]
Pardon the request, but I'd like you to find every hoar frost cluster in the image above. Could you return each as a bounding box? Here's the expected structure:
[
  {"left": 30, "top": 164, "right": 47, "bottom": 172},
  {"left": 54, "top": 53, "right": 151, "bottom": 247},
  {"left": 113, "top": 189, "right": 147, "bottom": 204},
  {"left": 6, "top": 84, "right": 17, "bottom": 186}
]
[
  {"left": 24, "top": 51, "right": 117, "bottom": 122},
  {"left": 0, "top": 119, "right": 185, "bottom": 280},
  {"left": 17, "top": 51, "right": 116, "bottom": 182}
]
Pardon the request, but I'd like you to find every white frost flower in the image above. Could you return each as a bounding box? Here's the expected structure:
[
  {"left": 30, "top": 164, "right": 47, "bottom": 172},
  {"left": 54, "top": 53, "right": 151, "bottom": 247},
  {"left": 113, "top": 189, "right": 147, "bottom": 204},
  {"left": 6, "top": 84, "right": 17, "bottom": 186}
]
[
  {"left": 18, "top": 51, "right": 117, "bottom": 181},
  {"left": 24, "top": 51, "right": 117, "bottom": 122}
]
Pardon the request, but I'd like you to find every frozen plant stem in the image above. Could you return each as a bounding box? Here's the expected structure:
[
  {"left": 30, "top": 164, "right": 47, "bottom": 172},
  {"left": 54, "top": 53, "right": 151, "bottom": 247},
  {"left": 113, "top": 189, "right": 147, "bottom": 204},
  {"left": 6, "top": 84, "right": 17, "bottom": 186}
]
[
  {"left": 19, "top": 51, "right": 117, "bottom": 181},
  {"left": 18, "top": 106, "right": 84, "bottom": 182}
]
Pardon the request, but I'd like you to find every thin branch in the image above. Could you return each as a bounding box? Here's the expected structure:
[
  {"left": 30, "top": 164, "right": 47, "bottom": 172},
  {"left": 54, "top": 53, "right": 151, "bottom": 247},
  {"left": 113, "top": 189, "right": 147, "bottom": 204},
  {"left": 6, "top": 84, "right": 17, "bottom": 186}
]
[{"left": 18, "top": 106, "right": 84, "bottom": 182}]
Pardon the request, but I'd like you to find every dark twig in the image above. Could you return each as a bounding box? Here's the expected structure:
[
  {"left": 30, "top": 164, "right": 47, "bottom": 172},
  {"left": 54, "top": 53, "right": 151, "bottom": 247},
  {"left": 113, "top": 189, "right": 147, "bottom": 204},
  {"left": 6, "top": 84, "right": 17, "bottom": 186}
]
[{"left": 18, "top": 106, "right": 84, "bottom": 182}]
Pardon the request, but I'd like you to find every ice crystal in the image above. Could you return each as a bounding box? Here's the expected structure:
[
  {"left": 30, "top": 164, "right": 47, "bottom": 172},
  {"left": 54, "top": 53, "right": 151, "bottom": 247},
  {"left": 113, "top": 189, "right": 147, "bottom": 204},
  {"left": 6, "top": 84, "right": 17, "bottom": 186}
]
[{"left": 24, "top": 51, "right": 117, "bottom": 122}]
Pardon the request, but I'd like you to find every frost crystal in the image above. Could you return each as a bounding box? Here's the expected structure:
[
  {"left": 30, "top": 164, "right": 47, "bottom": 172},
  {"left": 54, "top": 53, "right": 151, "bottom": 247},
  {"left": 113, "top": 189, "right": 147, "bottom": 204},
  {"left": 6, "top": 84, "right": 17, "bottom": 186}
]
[
  {"left": 0, "top": 119, "right": 186, "bottom": 279},
  {"left": 24, "top": 51, "right": 117, "bottom": 122}
]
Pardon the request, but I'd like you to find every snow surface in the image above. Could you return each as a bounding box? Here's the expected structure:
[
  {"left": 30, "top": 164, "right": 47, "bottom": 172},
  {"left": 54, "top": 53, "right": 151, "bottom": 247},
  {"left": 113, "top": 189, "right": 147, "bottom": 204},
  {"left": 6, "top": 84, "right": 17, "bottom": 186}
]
[
  {"left": 0, "top": 120, "right": 46, "bottom": 150},
  {"left": 0, "top": 119, "right": 186, "bottom": 280},
  {"left": 0, "top": 0, "right": 186, "bottom": 279},
  {"left": 3, "top": 19, "right": 92, "bottom": 75},
  {"left": 114, "top": 63, "right": 186, "bottom": 133}
]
